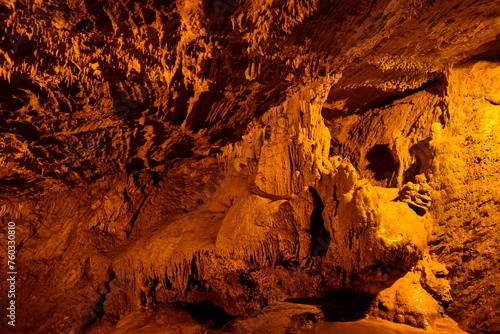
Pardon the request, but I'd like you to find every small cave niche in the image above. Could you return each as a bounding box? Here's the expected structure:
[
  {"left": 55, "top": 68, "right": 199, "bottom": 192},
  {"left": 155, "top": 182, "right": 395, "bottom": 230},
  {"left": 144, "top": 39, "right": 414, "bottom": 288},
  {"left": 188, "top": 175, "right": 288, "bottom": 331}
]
[
  {"left": 75, "top": 19, "right": 94, "bottom": 32},
  {"left": 366, "top": 144, "right": 398, "bottom": 182},
  {"left": 308, "top": 187, "right": 331, "bottom": 257},
  {"left": 322, "top": 290, "right": 377, "bottom": 321},
  {"left": 403, "top": 139, "right": 431, "bottom": 184},
  {"left": 180, "top": 300, "right": 236, "bottom": 330},
  {"left": 0, "top": 4, "right": 11, "bottom": 15},
  {"left": 287, "top": 291, "right": 377, "bottom": 322},
  {"left": 125, "top": 158, "right": 146, "bottom": 173}
]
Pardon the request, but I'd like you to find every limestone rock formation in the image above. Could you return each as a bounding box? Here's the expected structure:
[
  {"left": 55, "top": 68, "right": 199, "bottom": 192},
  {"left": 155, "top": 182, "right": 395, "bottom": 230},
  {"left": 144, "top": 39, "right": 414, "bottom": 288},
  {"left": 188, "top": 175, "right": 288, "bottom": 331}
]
[
  {"left": 398, "top": 174, "right": 433, "bottom": 216},
  {"left": 1, "top": 0, "right": 500, "bottom": 333}
]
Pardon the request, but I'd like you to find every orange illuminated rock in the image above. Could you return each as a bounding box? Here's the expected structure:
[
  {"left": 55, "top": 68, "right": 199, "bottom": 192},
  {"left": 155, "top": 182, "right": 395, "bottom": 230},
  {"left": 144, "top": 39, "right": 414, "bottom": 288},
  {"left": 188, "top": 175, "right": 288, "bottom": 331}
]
[{"left": 1, "top": 0, "right": 500, "bottom": 333}]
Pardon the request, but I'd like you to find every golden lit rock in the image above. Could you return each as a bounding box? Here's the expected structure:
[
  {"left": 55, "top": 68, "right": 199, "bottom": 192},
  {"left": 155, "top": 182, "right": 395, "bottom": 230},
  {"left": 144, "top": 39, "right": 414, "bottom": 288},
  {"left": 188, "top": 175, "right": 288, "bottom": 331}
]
[{"left": 0, "top": 0, "right": 499, "bottom": 333}]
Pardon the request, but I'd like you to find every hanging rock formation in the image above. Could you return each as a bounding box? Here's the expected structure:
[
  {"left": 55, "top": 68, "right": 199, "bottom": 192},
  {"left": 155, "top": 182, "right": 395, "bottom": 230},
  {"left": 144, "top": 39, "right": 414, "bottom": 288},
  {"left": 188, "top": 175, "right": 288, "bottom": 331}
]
[{"left": 0, "top": 0, "right": 500, "bottom": 333}]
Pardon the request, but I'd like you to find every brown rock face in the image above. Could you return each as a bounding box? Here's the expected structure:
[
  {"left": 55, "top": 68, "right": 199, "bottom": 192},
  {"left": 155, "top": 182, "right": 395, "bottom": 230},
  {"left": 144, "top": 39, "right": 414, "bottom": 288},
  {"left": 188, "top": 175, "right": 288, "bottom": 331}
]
[{"left": 0, "top": 0, "right": 499, "bottom": 333}]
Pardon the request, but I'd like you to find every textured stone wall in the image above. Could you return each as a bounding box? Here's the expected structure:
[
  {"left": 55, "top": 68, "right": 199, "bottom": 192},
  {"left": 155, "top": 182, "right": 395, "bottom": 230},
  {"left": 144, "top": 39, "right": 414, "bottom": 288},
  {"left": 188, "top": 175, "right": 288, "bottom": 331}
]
[{"left": 1, "top": 0, "right": 500, "bottom": 333}]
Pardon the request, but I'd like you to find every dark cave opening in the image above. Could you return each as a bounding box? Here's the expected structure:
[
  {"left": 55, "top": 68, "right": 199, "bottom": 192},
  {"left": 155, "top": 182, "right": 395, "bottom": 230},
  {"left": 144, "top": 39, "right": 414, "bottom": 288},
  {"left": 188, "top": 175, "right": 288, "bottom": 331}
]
[
  {"left": 75, "top": 19, "right": 94, "bottom": 32},
  {"left": 286, "top": 290, "right": 377, "bottom": 322},
  {"left": 366, "top": 144, "right": 398, "bottom": 182},
  {"left": 179, "top": 300, "right": 237, "bottom": 330},
  {"left": 322, "top": 290, "right": 377, "bottom": 322},
  {"left": 308, "top": 187, "right": 331, "bottom": 257}
]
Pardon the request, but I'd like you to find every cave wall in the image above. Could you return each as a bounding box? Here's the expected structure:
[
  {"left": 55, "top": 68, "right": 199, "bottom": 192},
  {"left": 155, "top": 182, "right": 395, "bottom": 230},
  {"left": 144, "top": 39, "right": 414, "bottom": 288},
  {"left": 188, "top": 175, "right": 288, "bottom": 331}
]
[{"left": 1, "top": 0, "right": 500, "bottom": 333}]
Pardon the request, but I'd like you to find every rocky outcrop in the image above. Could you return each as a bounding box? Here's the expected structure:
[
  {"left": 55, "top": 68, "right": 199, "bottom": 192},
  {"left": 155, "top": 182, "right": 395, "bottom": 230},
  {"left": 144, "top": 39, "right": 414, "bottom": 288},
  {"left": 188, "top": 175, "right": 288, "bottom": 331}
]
[
  {"left": 1, "top": 0, "right": 500, "bottom": 333},
  {"left": 399, "top": 175, "right": 433, "bottom": 216}
]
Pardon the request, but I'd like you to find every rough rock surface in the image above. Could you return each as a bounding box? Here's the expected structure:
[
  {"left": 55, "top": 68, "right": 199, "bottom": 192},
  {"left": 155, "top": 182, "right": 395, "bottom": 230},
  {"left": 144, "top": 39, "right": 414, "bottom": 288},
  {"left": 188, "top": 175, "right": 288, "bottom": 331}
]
[{"left": 0, "top": 0, "right": 499, "bottom": 333}]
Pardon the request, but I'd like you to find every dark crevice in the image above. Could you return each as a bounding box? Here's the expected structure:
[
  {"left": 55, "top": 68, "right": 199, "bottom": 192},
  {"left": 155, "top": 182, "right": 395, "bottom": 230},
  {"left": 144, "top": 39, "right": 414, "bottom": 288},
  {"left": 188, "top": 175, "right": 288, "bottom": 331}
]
[
  {"left": 436, "top": 100, "right": 450, "bottom": 127},
  {"left": 177, "top": 300, "right": 236, "bottom": 330},
  {"left": 308, "top": 187, "right": 330, "bottom": 257},
  {"left": 75, "top": 19, "right": 94, "bottom": 32},
  {"left": 322, "top": 76, "right": 443, "bottom": 119},
  {"left": 322, "top": 290, "right": 377, "bottom": 321},
  {"left": 123, "top": 188, "right": 131, "bottom": 202},
  {"left": 486, "top": 98, "right": 499, "bottom": 106},
  {"left": 186, "top": 255, "right": 204, "bottom": 295},
  {"left": 238, "top": 272, "right": 256, "bottom": 290},
  {"left": 150, "top": 171, "right": 162, "bottom": 186},
  {"left": 140, "top": 277, "right": 159, "bottom": 307},
  {"left": 168, "top": 82, "right": 194, "bottom": 126},
  {"left": 332, "top": 185, "right": 339, "bottom": 217},
  {"left": 407, "top": 202, "right": 427, "bottom": 216},
  {"left": 459, "top": 39, "right": 500, "bottom": 63},
  {"left": 83, "top": 268, "right": 116, "bottom": 330},
  {"left": 1, "top": 121, "right": 41, "bottom": 142},
  {"left": 125, "top": 191, "right": 148, "bottom": 237},
  {"left": 126, "top": 157, "right": 146, "bottom": 173},
  {"left": 287, "top": 290, "right": 377, "bottom": 322}
]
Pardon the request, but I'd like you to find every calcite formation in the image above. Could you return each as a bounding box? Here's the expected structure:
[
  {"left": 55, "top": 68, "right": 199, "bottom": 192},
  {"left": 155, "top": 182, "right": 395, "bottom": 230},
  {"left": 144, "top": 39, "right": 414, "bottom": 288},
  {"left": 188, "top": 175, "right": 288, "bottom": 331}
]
[
  {"left": 399, "top": 174, "right": 432, "bottom": 215},
  {"left": 0, "top": 0, "right": 499, "bottom": 333}
]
